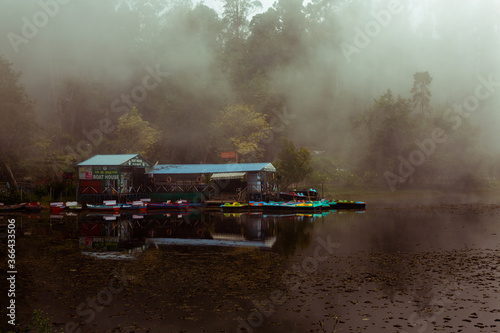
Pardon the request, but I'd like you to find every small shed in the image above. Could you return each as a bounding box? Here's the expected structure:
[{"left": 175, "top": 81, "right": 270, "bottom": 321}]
[
  {"left": 146, "top": 163, "right": 278, "bottom": 201},
  {"left": 77, "top": 154, "right": 151, "bottom": 202}
]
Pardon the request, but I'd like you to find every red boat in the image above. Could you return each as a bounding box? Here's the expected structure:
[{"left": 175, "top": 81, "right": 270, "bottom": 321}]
[
  {"left": 25, "top": 202, "right": 41, "bottom": 213},
  {"left": 50, "top": 202, "right": 66, "bottom": 213}
]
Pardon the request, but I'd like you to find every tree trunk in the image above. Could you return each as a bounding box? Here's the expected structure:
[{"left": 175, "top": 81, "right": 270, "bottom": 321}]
[{"left": 4, "top": 161, "right": 19, "bottom": 192}]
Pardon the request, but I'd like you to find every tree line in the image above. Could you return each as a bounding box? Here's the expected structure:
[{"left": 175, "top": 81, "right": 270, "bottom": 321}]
[{"left": 0, "top": 0, "right": 498, "bottom": 192}]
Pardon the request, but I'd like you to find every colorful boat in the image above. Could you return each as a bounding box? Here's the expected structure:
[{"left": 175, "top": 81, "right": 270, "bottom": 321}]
[
  {"left": 221, "top": 202, "right": 249, "bottom": 211},
  {"left": 273, "top": 201, "right": 323, "bottom": 211},
  {"left": 146, "top": 201, "right": 189, "bottom": 211},
  {"left": 120, "top": 201, "right": 147, "bottom": 211},
  {"left": 248, "top": 201, "right": 265, "bottom": 210},
  {"left": 247, "top": 201, "right": 323, "bottom": 212},
  {"left": 50, "top": 202, "right": 66, "bottom": 213}
]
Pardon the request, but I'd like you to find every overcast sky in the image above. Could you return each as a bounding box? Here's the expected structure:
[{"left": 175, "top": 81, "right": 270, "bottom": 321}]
[{"left": 196, "top": 0, "right": 280, "bottom": 15}]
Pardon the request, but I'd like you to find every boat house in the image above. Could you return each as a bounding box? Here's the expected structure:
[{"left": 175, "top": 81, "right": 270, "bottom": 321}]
[
  {"left": 145, "top": 163, "right": 278, "bottom": 202},
  {"left": 76, "top": 154, "right": 278, "bottom": 203},
  {"left": 77, "top": 154, "right": 151, "bottom": 203}
]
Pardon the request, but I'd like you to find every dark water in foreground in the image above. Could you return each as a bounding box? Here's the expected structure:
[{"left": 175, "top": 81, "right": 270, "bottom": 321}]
[{"left": 1, "top": 193, "right": 500, "bottom": 333}]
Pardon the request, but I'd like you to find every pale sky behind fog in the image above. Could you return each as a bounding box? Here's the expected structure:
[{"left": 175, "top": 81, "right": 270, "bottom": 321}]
[{"left": 195, "top": 0, "right": 310, "bottom": 15}]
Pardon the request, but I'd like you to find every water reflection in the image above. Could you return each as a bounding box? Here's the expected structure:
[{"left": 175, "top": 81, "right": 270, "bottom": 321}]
[
  {"left": 1, "top": 209, "right": 365, "bottom": 258},
  {"left": 75, "top": 210, "right": 339, "bottom": 254},
  {"left": 4, "top": 202, "right": 500, "bottom": 332}
]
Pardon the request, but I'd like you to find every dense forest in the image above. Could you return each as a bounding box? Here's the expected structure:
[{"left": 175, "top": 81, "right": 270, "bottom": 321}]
[{"left": 0, "top": 0, "right": 499, "bottom": 192}]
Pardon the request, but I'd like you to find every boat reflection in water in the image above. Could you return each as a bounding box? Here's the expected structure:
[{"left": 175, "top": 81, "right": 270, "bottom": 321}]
[
  {"left": 77, "top": 208, "right": 362, "bottom": 258},
  {"left": 78, "top": 212, "right": 138, "bottom": 260},
  {"left": 137, "top": 211, "right": 278, "bottom": 249}
]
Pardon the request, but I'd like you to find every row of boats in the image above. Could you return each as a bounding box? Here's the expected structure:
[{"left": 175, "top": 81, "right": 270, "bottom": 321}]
[
  {"left": 220, "top": 199, "right": 366, "bottom": 212},
  {"left": 0, "top": 202, "right": 43, "bottom": 212},
  {"left": 0, "top": 200, "right": 187, "bottom": 214},
  {"left": 1, "top": 190, "right": 366, "bottom": 214},
  {"left": 50, "top": 199, "right": 189, "bottom": 213}
]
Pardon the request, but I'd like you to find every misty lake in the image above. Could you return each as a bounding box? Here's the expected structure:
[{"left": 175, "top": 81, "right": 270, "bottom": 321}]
[{"left": 2, "top": 193, "right": 500, "bottom": 333}]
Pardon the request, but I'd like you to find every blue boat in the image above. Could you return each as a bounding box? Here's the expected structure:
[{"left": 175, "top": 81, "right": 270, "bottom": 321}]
[
  {"left": 120, "top": 201, "right": 147, "bottom": 211},
  {"left": 146, "top": 201, "right": 189, "bottom": 211}
]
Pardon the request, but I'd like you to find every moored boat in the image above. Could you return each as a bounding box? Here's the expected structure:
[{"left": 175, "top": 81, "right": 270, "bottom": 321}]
[
  {"left": 66, "top": 201, "right": 82, "bottom": 210},
  {"left": 248, "top": 201, "right": 265, "bottom": 210},
  {"left": 147, "top": 201, "right": 189, "bottom": 211},
  {"left": 25, "top": 202, "right": 41, "bottom": 213},
  {"left": 50, "top": 202, "right": 66, "bottom": 213},
  {"left": 249, "top": 201, "right": 323, "bottom": 212},
  {"left": 221, "top": 202, "right": 249, "bottom": 211},
  {"left": 86, "top": 204, "right": 121, "bottom": 212},
  {"left": 87, "top": 200, "right": 120, "bottom": 212},
  {"left": 120, "top": 201, "right": 147, "bottom": 211},
  {"left": 330, "top": 200, "right": 366, "bottom": 210},
  {"left": 0, "top": 203, "right": 26, "bottom": 212}
]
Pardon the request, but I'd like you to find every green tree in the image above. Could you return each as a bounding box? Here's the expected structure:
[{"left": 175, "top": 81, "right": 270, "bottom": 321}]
[
  {"left": 0, "top": 55, "right": 36, "bottom": 190},
  {"left": 353, "top": 89, "right": 415, "bottom": 184},
  {"left": 274, "top": 138, "right": 312, "bottom": 189},
  {"left": 410, "top": 71, "right": 433, "bottom": 115},
  {"left": 108, "top": 107, "right": 160, "bottom": 159},
  {"left": 274, "top": 0, "right": 307, "bottom": 62},
  {"left": 222, "top": 0, "right": 262, "bottom": 40},
  {"left": 246, "top": 9, "right": 281, "bottom": 75},
  {"left": 213, "top": 104, "right": 271, "bottom": 162}
]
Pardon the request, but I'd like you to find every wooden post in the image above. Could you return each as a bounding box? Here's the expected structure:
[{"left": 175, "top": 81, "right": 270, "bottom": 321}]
[{"left": 3, "top": 162, "right": 19, "bottom": 192}]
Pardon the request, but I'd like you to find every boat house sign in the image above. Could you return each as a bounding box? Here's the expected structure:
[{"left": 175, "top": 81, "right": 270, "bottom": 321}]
[
  {"left": 79, "top": 167, "right": 120, "bottom": 180},
  {"left": 124, "top": 157, "right": 149, "bottom": 167},
  {"left": 92, "top": 167, "right": 120, "bottom": 180}
]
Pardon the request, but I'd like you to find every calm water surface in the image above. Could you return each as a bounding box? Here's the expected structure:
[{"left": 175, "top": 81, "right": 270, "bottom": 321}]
[{"left": 1, "top": 193, "right": 500, "bottom": 332}]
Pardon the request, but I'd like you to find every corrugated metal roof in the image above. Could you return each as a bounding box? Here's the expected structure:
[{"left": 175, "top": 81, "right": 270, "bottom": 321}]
[
  {"left": 211, "top": 172, "right": 247, "bottom": 180},
  {"left": 77, "top": 154, "right": 140, "bottom": 166},
  {"left": 147, "top": 163, "right": 276, "bottom": 175}
]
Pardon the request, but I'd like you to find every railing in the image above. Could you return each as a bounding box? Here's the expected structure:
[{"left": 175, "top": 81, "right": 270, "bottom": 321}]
[
  {"left": 237, "top": 187, "right": 248, "bottom": 202},
  {"left": 143, "top": 184, "right": 214, "bottom": 194},
  {"left": 79, "top": 193, "right": 147, "bottom": 204}
]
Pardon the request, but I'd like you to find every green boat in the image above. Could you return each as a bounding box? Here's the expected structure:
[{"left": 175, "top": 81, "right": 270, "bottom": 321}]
[{"left": 220, "top": 202, "right": 249, "bottom": 211}]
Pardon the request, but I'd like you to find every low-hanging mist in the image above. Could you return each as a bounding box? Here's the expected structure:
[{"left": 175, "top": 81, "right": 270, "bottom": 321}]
[{"left": 0, "top": 0, "right": 499, "bottom": 189}]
